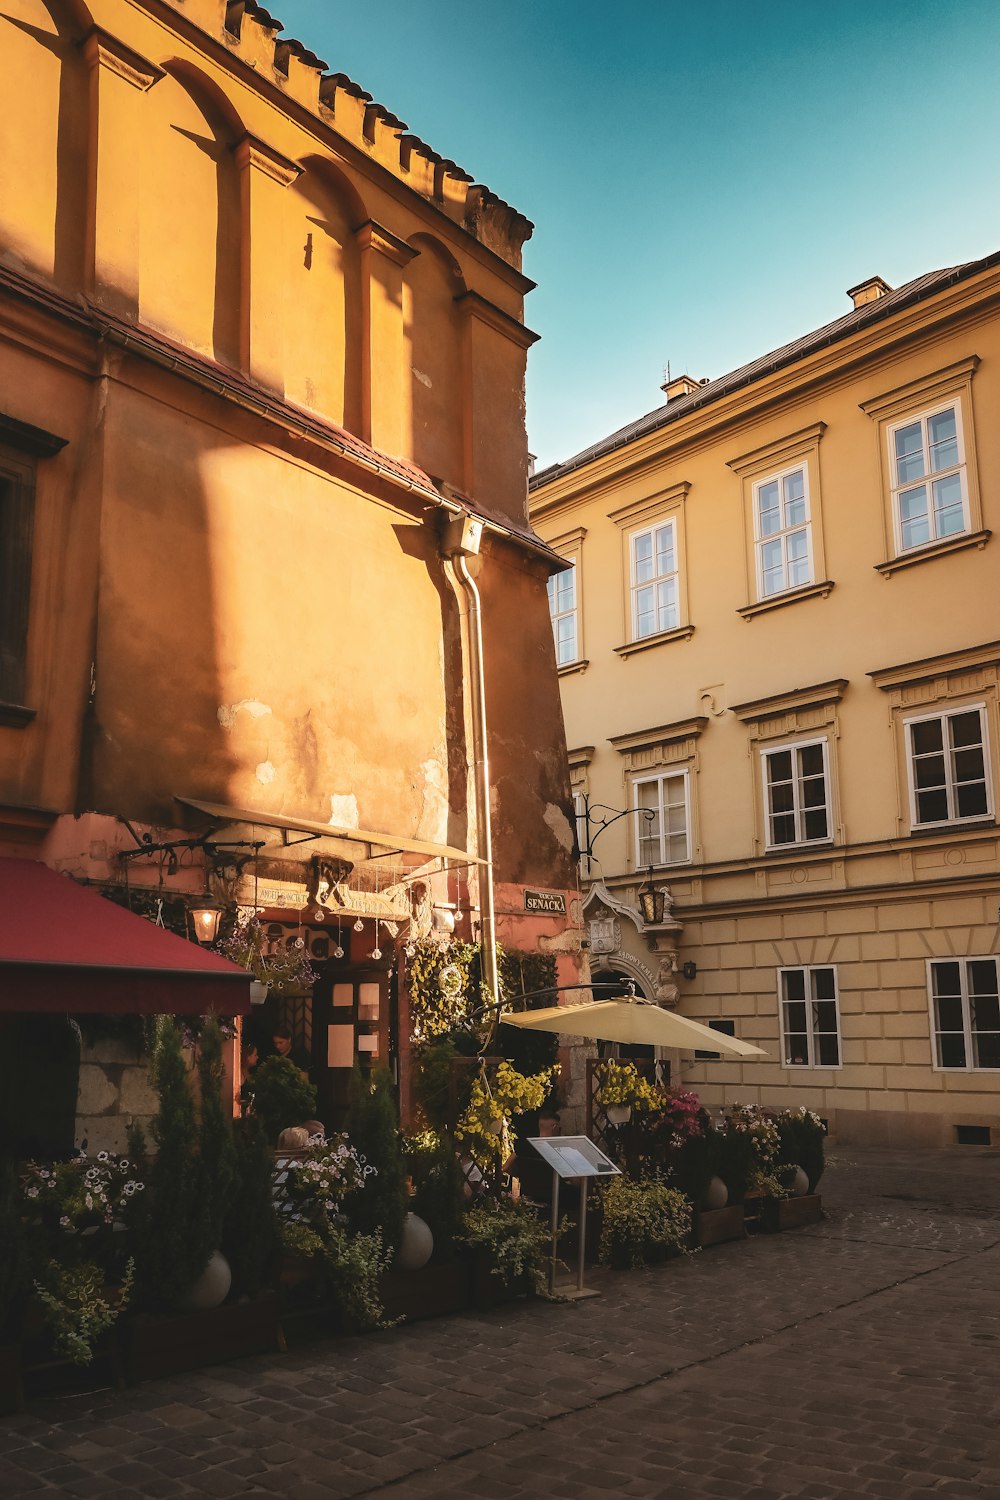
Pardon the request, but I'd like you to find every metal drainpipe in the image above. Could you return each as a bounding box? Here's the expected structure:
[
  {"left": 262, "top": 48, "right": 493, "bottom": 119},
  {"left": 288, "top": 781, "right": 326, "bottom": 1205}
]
[{"left": 440, "top": 515, "right": 499, "bottom": 1011}]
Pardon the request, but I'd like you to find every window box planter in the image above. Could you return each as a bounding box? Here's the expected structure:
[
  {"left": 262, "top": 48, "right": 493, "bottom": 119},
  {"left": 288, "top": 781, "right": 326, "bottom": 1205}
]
[
  {"left": 759, "top": 1193, "right": 823, "bottom": 1233},
  {"left": 693, "top": 1204, "right": 747, "bottom": 1248},
  {"left": 126, "top": 1293, "right": 283, "bottom": 1382}
]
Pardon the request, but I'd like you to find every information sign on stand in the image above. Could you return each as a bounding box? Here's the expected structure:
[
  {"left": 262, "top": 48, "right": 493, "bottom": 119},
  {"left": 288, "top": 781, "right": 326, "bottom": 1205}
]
[{"left": 527, "top": 1136, "right": 620, "bottom": 1299}]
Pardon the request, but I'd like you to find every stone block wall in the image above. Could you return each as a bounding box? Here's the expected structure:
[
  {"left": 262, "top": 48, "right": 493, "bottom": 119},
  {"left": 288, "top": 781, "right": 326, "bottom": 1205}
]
[{"left": 75, "top": 1038, "right": 158, "bottom": 1156}]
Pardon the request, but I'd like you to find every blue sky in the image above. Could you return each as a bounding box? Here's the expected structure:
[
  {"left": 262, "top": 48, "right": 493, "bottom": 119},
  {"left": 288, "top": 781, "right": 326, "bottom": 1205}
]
[{"left": 276, "top": 1, "right": 1000, "bottom": 469}]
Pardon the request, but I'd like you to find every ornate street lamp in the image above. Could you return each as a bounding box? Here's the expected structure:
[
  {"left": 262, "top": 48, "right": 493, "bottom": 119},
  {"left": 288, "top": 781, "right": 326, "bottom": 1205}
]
[
  {"left": 189, "top": 896, "right": 224, "bottom": 945},
  {"left": 638, "top": 867, "right": 666, "bottom": 926}
]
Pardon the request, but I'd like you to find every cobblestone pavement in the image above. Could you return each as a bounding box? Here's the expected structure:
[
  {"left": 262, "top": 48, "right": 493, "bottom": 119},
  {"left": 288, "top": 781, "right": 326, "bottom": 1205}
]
[{"left": 5, "top": 1146, "right": 1000, "bottom": 1499}]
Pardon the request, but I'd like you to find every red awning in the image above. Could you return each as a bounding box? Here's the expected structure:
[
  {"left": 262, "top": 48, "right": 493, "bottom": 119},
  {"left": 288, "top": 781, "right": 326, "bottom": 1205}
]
[{"left": 0, "top": 859, "right": 251, "bottom": 1015}]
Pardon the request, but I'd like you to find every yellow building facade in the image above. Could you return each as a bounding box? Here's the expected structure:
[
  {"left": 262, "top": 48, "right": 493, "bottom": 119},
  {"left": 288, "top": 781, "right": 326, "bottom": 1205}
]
[
  {"left": 531, "top": 255, "right": 1000, "bottom": 1147},
  {"left": 0, "top": 0, "right": 581, "bottom": 1147}
]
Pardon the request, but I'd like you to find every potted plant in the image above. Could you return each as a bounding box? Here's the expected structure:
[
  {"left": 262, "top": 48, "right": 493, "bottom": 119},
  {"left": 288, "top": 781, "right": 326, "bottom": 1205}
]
[
  {"left": 597, "top": 1176, "right": 692, "bottom": 1270},
  {"left": 458, "top": 1196, "right": 553, "bottom": 1305},
  {"left": 595, "top": 1059, "right": 662, "bottom": 1126},
  {"left": 216, "top": 914, "right": 317, "bottom": 996}
]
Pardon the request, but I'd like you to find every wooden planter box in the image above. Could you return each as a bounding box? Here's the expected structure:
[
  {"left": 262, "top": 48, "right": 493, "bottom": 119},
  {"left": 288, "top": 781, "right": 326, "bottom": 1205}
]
[
  {"left": 0, "top": 1344, "right": 21, "bottom": 1415},
  {"left": 469, "top": 1249, "right": 530, "bottom": 1310},
  {"left": 693, "top": 1204, "right": 747, "bottom": 1248},
  {"left": 126, "top": 1294, "right": 284, "bottom": 1383},
  {"left": 379, "top": 1260, "right": 472, "bottom": 1324},
  {"left": 759, "top": 1194, "right": 823, "bottom": 1233}
]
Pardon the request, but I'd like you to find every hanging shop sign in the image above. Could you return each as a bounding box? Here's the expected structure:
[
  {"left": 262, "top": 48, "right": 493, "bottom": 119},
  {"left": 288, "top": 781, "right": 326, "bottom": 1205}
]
[
  {"left": 523, "top": 888, "right": 567, "bottom": 915},
  {"left": 326, "top": 883, "right": 411, "bottom": 922},
  {"left": 238, "top": 876, "right": 310, "bottom": 910}
]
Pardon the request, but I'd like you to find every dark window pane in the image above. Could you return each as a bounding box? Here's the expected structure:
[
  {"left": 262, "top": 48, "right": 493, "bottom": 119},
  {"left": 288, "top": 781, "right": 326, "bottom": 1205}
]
[
  {"left": 935, "top": 995, "right": 965, "bottom": 1032},
  {"left": 932, "top": 962, "right": 962, "bottom": 997},
  {"left": 974, "top": 1033, "right": 1000, "bottom": 1070},
  {"left": 782, "top": 971, "right": 806, "bottom": 1004},
  {"left": 767, "top": 751, "right": 792, "bottom": 783},
  {"left": 956, "top": 783, "right": 988, "bottom": 819},
  {"left": 771, "top": 814, "right": 796, "bottom": 844},
  {"left": 802, "top": 777, "right": 827, "bottom": 807},
  {"left": 950, "top": 711, "right": 983, "bottom": 749},
  {"left": 972, "top": 994, "right": 1000, "bottom": 1033},
  {"left": 783, "top": 1001, "right": 807, "bottom": 1030},
  {"left": 816, "top": 1034, "right": 840, "bottom": 1067},
  {"left": 938, "top": 1033, "right": 967, "bottom": 1068},
  {"left": 911, "top": 719, "right": 943, "bottom": 755},
  {"left": 916, "top": 787, "right": 949, "bottom": 823},
  {"left": 803, "top": 808, "right": 829, "bottom": 840},
  {"left": 813, "top": 968, "right": 836, "bottom": 1001},
  {"left": 799, "top": 744, "right": 824, "bottom": 777},
  {"left": 913, "top": 754, "right": 946, "bottom": 789},
  {"left": 770, "top": 783, "right": 794, "bottom": 814},
  {"left": 953, "top": 747, "right": 986, "bottom": 783},
  {"left": 784, "top": 1034, "right": 809, "bottom": 1066},
  {"left": 813, "top": 1001, "right": 839, "bottom": 1034},
  {"left": 969, "top": 961, "right": 999, "bottom": 997}
]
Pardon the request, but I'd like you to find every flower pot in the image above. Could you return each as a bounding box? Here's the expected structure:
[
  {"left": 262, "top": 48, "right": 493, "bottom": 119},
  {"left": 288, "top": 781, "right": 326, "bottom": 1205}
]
[
  {"left": 394, "top": 1213, "right": 434, "bottom": 1272},
  {"left": 606, "top": 1104, "right": 631, "bottom": 1127},
  {"left": 790, "top": 1165, "right": 810, "bottom": 1198},
  {"left": 249, "top": 980, "right": 269, "bottom": 1005},
  {"left": 176, "top": 1250, "right": 232, "bottom": 1313},
  {"left": 701, "top": 1175, "right": 729, "bottom": 1211},
  {"left": 485, "top": 1116, "right": 504, "bottom": 1136}
]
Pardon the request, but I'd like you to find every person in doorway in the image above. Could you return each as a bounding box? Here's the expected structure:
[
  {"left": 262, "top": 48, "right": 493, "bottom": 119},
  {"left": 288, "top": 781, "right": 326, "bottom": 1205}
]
[{"left": 271, "top": 1025, "right": 312, "bottom": 1079}]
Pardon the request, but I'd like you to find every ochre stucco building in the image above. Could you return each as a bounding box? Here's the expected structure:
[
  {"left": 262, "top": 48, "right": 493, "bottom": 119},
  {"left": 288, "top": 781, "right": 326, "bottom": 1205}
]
[
  {"left": 531, "top": 254, "right": 1000, "bottom": 1148},
  {"left": 0, "top": 0, "right": 581, "bottom": 1146}
]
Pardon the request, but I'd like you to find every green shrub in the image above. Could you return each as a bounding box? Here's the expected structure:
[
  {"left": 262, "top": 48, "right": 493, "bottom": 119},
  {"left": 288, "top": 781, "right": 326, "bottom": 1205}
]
[
  {"left": 403, "top": 1130, "right": 466, "bottom": 1258},
  {"left": 598, "top": 1177, "right": 692, "bottom": 1270},
  {"left": 223, "top": 1117, "right": 281, "bottom": 1297},
  {"left": 458, "top": 1196, "right": 552, "bottom": 1294},
  {"left": 197, "top": 1018, "right": 238, "bottom": 1247},
  {"left": 774, "top": 1107, "right": 826, "bottom": 1191},
  {"left": 345, "top": 1068, "right": 407, "bottom": 1256},
  {"left": 0, "top": 1156, "right": 27, "bottom": 1339},
  {"left": 252, "top": 1055, "right": 317, "bottom": 1145}
]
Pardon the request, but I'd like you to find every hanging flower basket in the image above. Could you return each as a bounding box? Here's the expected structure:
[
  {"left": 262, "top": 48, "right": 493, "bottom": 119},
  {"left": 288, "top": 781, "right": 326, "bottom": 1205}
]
[
  {"left": 249, "top": 981, "right": 269, "bottom": 1006},
  {"left": 606, "top": 1104, "right": 632, "bottom": 1127}
]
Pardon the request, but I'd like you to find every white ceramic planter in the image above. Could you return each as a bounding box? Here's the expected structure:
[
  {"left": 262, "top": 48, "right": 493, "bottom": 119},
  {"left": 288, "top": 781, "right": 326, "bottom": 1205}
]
[
  {"left": 790, "top": 1165, "right": 810, "bottom": 1197},
  {"left": 605, "top": 1104, "right": 632, "bottom": 1127},
  {"left": 702, "top": 1175, "right": 729, "bottom": 1211},
  {"left": 249, "top": 980, "right": 269, "bottom": 1005},
  {"left": 176, "top": 1249, "right": 232, "bottom": 1312},
  {"left": 394, "top": 1212, "right": 434, "bottom": 1271}
]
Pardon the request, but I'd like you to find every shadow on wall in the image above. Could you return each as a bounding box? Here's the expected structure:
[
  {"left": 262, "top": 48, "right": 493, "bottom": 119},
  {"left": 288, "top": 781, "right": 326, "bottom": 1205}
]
[
  {"left": 0, "top": 0, "right": 89, "bottom": 288},
  {"left": 405, "top": 234, "right": 466, "bottom": 491}
]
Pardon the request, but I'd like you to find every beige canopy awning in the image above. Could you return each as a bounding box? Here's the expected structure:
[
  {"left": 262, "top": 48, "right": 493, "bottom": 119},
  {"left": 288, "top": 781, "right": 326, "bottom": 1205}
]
[
  {"left": 175, "top": 796, "right": 483, "bottom": 868},
  {"left": 499, "top": 997, "right": 767, "bottom": 1058}
]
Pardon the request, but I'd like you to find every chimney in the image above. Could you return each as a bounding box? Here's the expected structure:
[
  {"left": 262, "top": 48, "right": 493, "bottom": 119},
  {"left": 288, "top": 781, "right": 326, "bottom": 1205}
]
[
  {"left": 660, "top": 372, "right": 703, "bottom": 401},
  {"left": 846, "top": 275, "right": 893, "bottom": 310}
]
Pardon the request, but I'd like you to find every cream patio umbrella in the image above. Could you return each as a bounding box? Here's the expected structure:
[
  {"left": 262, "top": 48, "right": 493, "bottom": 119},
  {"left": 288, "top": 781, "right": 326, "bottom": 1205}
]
[{"left": 499, "top": 995, "right": 767, "bottom": 1057}]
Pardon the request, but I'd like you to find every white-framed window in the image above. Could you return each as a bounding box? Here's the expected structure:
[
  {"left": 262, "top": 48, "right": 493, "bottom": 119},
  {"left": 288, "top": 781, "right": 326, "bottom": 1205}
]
[
  {"left": 906, "top": 704, "right": 991, "bottom": 828},
  {"left": 761, "top": 738, "right": 831, "bottom": 848},
  {"left": 929, "top": 957, "right": 1000, "bottom": 1070},
  {"left": 633, "top": 771, "right": 690, "bottom": 867},
  {"left": 629, "top": 519, "right": 678, "bottom": 640},
  {"left": 753, "top": 465, "right": 813, "bottom": 598},
  {"left": 547, "top": 564, "right": 578, "bottom": 667},
  {"left": 779, "top": 966, "right": 841, "bottom": 1068},
  {"left": 889, "top": 402, "right": 969, "bottom": 554}
]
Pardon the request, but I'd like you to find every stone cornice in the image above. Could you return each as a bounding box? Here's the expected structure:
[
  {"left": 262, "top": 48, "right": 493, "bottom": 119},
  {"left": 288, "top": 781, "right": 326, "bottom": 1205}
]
[
  {"left": 0, "top": 412, "right": 68, "bottom": 458},
  {"left": 355, "top": 220, "right": 418, "bottom": 266},
  {"left": 868, "top": 641, "right": 1000, "bottom": 691},
  {"left": 726, "top": 421, "right": 827, "bottom": 477},
  {"left": 859, "top": 355, "right": 980, "bottom": 421},
  {"left": 875, "top": 529, "right": 991, "bottom": 577},
  {"left": 737, "top": 579, "right": 835, "bottom": 620},
  {"left": 232, "top": 133, "right": 302, "bottom": 187},
  {"left": 455, "top": 291, "right": 539, "bottom": 349},
  {"left": 607, "top": 480, "right": 691, "bottom": 529},
  {"left": 567, "top": 745, "right": 596, "bottom": 768},
  {"left": 80, "top": 27, "right": 165, "bottom": 91},
  {"left": 731, "top": 679, "right": 849, "bottom": 723},
  {"left": 609, "top": 717, "right": 709, "bottom": 754}
]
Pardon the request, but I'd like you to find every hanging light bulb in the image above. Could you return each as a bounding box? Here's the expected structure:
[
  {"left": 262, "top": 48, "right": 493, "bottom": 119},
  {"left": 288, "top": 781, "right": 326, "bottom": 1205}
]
[
  {"left": 353, "top": 917, "right": 364, "bottom": 932},
  {"left": 372, "top": 919, "right": 381, "bottom": 962},
  {"left": 333, "top": 944, "right": 345, "bottom": 960}
]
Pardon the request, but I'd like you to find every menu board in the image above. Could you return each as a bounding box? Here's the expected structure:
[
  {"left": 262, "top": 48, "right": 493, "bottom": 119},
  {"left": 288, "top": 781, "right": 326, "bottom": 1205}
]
[{"left": 527, "top": 1136, "right": 621, "bottom": 1180}]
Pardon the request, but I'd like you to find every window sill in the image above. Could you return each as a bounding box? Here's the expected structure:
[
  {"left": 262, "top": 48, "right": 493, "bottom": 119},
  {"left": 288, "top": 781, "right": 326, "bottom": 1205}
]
[
  {"left": 909, "top": 815, "right": 996, "bottom": 836},
  {"left": 875, "top": 529, "right": 991, "bottom": 576},
  {"left": 0, "top": 702, "right": 36, "bottom": 729},
  {"left": 738, "top": 580, "right": 834, "bottom": 620},
  {"left": 557, "top": 658, "right": 589, "bottom": 678},
  {"left": 615, "top": 625, "right": 694, "bottom": 658},
  {"left": 763, "top": 837, "right": 835, "bottom": 856}
]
